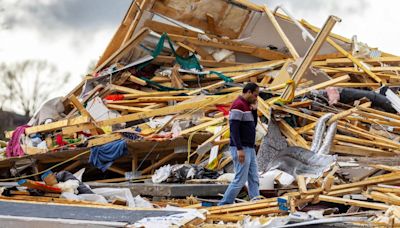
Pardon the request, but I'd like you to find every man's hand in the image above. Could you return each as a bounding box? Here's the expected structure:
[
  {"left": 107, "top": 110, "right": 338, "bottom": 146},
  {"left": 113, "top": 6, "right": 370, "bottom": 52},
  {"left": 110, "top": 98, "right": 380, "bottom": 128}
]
[
  {"left": 250, "top": 101, "right": 258, "bottom": 110},
  {"left": 237, "top": 150, "right": 245, "bottom": 164}
]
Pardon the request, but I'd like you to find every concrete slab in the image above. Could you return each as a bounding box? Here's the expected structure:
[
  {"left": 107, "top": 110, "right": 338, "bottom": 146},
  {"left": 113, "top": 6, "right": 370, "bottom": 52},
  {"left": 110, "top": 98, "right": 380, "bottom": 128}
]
[
  {"left": 87, "top": 182, "right": 229, "bottom": 197},
  {"left": 0, "top": 200, "right": 179, "bottom": 225}
]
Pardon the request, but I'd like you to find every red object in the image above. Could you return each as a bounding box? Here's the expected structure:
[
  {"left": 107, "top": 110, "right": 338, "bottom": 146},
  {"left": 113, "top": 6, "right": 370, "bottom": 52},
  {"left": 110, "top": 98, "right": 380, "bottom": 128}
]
[
  {"left": 18, "top": 179, "right": 62, "bottom": 193},
  {"left": 105, "top": 94, "right": 125, "bottom": 101},
  {"left": 55, "top": 134, "right": 68, "bottom": 146},
  {"left": 216, "top": 105, "right": 230, "bottom": 116}
]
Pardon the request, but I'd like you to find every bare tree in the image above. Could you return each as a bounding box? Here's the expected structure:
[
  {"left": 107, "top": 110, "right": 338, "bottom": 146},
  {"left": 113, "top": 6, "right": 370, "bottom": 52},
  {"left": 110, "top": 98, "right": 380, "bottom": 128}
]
[{"left": 0, "top": 60, "right": 70, "bottom": 117}]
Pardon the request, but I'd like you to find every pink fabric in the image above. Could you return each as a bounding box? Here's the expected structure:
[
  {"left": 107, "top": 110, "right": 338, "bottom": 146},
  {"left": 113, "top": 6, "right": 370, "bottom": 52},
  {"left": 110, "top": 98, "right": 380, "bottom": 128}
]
[
  {"left": 326, "top": 87, "right": 340, "bottom": 105},
  {"left": 6, "top": 125, "right": 30, "bottom": 158}
]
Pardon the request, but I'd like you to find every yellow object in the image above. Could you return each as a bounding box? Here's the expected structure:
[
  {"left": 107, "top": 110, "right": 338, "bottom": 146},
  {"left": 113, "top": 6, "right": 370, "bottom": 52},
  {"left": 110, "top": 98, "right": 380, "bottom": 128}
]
[
  {"left": 101, "top": 125, "right": 113, "bottom": 134},
  {"left": 271, "top": 79, "right": 296, "bottom": 105}
]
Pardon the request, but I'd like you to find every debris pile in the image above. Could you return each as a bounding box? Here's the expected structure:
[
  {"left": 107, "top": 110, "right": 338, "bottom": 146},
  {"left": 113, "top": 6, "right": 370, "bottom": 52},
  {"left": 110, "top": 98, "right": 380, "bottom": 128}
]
[{"left": 2, "top": 0, "right": 400, "bottom": 226}]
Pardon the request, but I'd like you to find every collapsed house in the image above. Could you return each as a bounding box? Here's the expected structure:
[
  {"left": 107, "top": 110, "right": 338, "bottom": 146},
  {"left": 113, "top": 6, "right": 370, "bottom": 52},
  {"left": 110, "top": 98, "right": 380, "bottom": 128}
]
[{"left": 2, "top": 0, "right": 400, "bottom": 226}]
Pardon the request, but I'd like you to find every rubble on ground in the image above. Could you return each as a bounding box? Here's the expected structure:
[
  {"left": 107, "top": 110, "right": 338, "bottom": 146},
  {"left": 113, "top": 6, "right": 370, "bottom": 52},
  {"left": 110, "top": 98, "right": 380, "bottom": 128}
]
[{"left": 2, "top": 0, "right": 400, "bottom": 226}]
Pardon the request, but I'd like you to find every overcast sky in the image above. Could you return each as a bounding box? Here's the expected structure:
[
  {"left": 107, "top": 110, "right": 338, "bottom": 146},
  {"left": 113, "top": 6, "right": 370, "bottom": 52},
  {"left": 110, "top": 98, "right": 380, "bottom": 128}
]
[{"left": 0, "top": 0, "right": 399, "bottom": 113}]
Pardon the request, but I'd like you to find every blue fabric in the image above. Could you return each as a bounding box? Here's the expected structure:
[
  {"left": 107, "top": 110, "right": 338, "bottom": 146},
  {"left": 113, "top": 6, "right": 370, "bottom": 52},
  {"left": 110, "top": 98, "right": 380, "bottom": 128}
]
[
  {"left": 89, "top": 140, "right": 128, "bottom": 172},
  {"left": 218, "top": 146, "right": 260, "bottom": 205}
]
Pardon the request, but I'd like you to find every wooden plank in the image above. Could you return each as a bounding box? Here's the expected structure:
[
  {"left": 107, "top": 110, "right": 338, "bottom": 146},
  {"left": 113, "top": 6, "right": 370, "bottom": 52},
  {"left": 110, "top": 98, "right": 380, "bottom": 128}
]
[
  {"left": 87, "top": 133, "right": 123, "bottom": 147},
  {"left": 331, "top": 172, "right": 400, "bottom": 191},
  {"left": 94, "top": 28, "right": 150, "bottom": 73},
  {"left": 179, "top": 117, "right": 225, "bottom": 136},
  {"left": 25, "top": 116, "right": 90, "bottom": 135},
  {"left": 187, "top": 70, "right": 267, "bottom": 95},
  {"left": 121, "top": 90, "right": 190, "bottom": 99},
  {"left": 263, "top": 5, "right": 299, "bottom": 59},
  {"left": 106, "top": 104, "right": 151, "bottom": 113},
  {"left": 107, "top": 165, "right": 127, "bottom": 176},
  {"left": 281, "top": 15, "right": 341, "bottom": 100},
  {"left": 206, "top": 13, "right": 217, "bottom": 34},
  {"left": 296, "top": 102, "right": 371, "bottom": 134},
  {"left": 167, "top": 34, "right": 288, "bottom": 60},
  {"left": 302, "top": 20, "right": 382, "bottom": 84},
  {"left": 136, "top": 96, "right": 194, "bottom": 103},
  {"left": 153, "top": 55, "right": 239, "bottom": 68},
  {"left": 143, "top": 20, "right": 199, "bottom": 37},
  {"left": 95, "top": 1, "right": 138, "bottom": 68},
  {"left": 141, "top": 152, "right": 177, "bottom": 174},
  {"left": 68, "top": 95, "right": 93, "bottom": 118},
  {"left": 128, "top": 75, "right": 147, "bottom": 86},
  {"left": 296, "top": 175, "right": 307, "bottom": 193},
  {"left": 121, "top": 0, "right": 148, "bottom": 45},
  {"left": 318, "top": 195, "right": 389, "bottom": 210},
  {"left": 98, "top": 92, "right": 239, "bottom": 127},
  {"left": 294, "top": 74, "right": 350, "bottom": 97},
  {"left": 109, "top": 84, "right": 147, "bottom": 94},
  {"left": 278, "top": 120, "right": 309, "bottom": 149},
  {"left": 62, "top": 123, "right": 97, "bottom": 135}
]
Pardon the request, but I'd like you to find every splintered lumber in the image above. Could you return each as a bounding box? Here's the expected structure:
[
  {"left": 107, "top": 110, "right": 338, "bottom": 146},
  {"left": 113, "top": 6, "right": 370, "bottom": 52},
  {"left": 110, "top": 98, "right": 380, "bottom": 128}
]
[
  {"left": 87, "top": 133, "right": 123, "bottom": 147},
  {"left": 109, "top": 84, "right": 147, "bottom": 94},
  {"left": 281, "top": 15, "right": 341, "bottom": 101},
  {"left": 318, "top": 195, "right": 389, "bottom": 210},
  {"left": 302, "top": 20, "right": 382, "bottom": 84},
  {"left": 24, "top": 116, "right": 90, "bottom": 135},
  {"left": 107, "top": 104, "right": 151, "bottom": 112},
  {"left": 296, "top": 102, "right": 371, "bottom": 134},
  {"left": 121, "top": 0, "right": 148, "bottom": 45},
  {"left": 228, "top": 207, "right": 281, "bottom": 216},
  {"left": 263, "top": 5, "right": 299, "bottom": 59},
  {"left": 364, "top": 191, "right": 400, "bottom": 206},
  {"left": 369, "top": 186, "right": 400, "bottom": 194},
  {"left": 94, "top": 28, "right": 150, "bottom": 73},
  {"left": 278, "top": 120, "right": 309, "bottom": 148},
  {"left": 62, "top": 123, "right": 97, "bottom": 135},
  {"left": 68, "top": 95, "right": 93, "bottom": 118},
  {"left": 206, "top": 214, "right": 245, "bottom": 223},
  {"left": 98, "top": 92, "right": 239, "bottom": 126},
  {"left": 209, "top": 201, "right": 278, "bottom": 214},
  {"left": 296, "top": 175, "right": 307, "bottom": 193},
  {"left": 179, "top": 117, "right": 225, "bottom": 136},
  {"left": 141, "top": 152, "right": 177, "bottom": 174},
  {"left": 330, "top": 172, "right": 400, "bottom": 191},
  {"left": 167, "top": 34, "right": 288, "bottom": 60},
  {"left": 294, "top": 74, "right": 350, "bottom": 97},
  {"left": 95, "top": 1, "right": 140, "bottom": 67},
  {"left": 208, "top": 197, "right": 281, "bottom": 214}
]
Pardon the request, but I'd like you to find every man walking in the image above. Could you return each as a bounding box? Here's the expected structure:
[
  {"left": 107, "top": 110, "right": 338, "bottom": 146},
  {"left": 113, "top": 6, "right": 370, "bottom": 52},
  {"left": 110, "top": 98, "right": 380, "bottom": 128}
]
[{"left": 218, "top": 82, "right": 260, "bottom": 205}]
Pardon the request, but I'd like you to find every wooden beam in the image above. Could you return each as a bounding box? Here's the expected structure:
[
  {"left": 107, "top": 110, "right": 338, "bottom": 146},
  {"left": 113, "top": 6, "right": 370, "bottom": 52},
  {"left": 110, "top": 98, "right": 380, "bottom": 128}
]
[
  {"left": 294, "top": 74, "right": 350, "bottom": 97},
  {"left": 206, "top": 13, "right": 217, "bottom": 34},
  {"left": 303, "top": 20, "right": 383, "bottom": 84},
  {"left": 121, "top": 0, "right": 147, "bottom": 45},
  {"left": 109, "top": 84, "right": 147, "bottom": 94},
  {"left": 167, "top": 34, "right": 288, "bottom": 60},
  {"left": 179, "top": 117, "right": 225, "bottom": 136},
  {"left": 87, "top": 133, "right": 123, "bottom": 147},
  {"left": 297, "top": 175, "right": 307, "bottom": 193},
  {"left": 24, "top": 116, "right": 90, "bottom": 135},
  {"left": 68, "top": 95, "right": 93, "bottom": 118},
  {"left": 263, "top": 5, "right": 299, "bottom": 59},
  {"left": 281, "top": 15, "right": 341, "bottom": 100},
  {"left": 107, "top": 165, "right": 127, "bottom": 176},
  {"left": 62, "top": 123, "right": 97, "bottom": 135},
  {"left": 141, "top": 152, "right": 177, "bottom": 175},
  {"left": 94, "top": 28, "right": 150, "bottom": 73},
  {"left": 106, "top": 104, "right": 151, "bottom": 113},
  {"left": 98, "top": 92, "right": 239, "bottom": 126},
  {"left": 95, "top": 1, "right": 138, "bottom": 68},
  {"left": 318, "top": 195, "right": 389, "bottom": 210}
]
